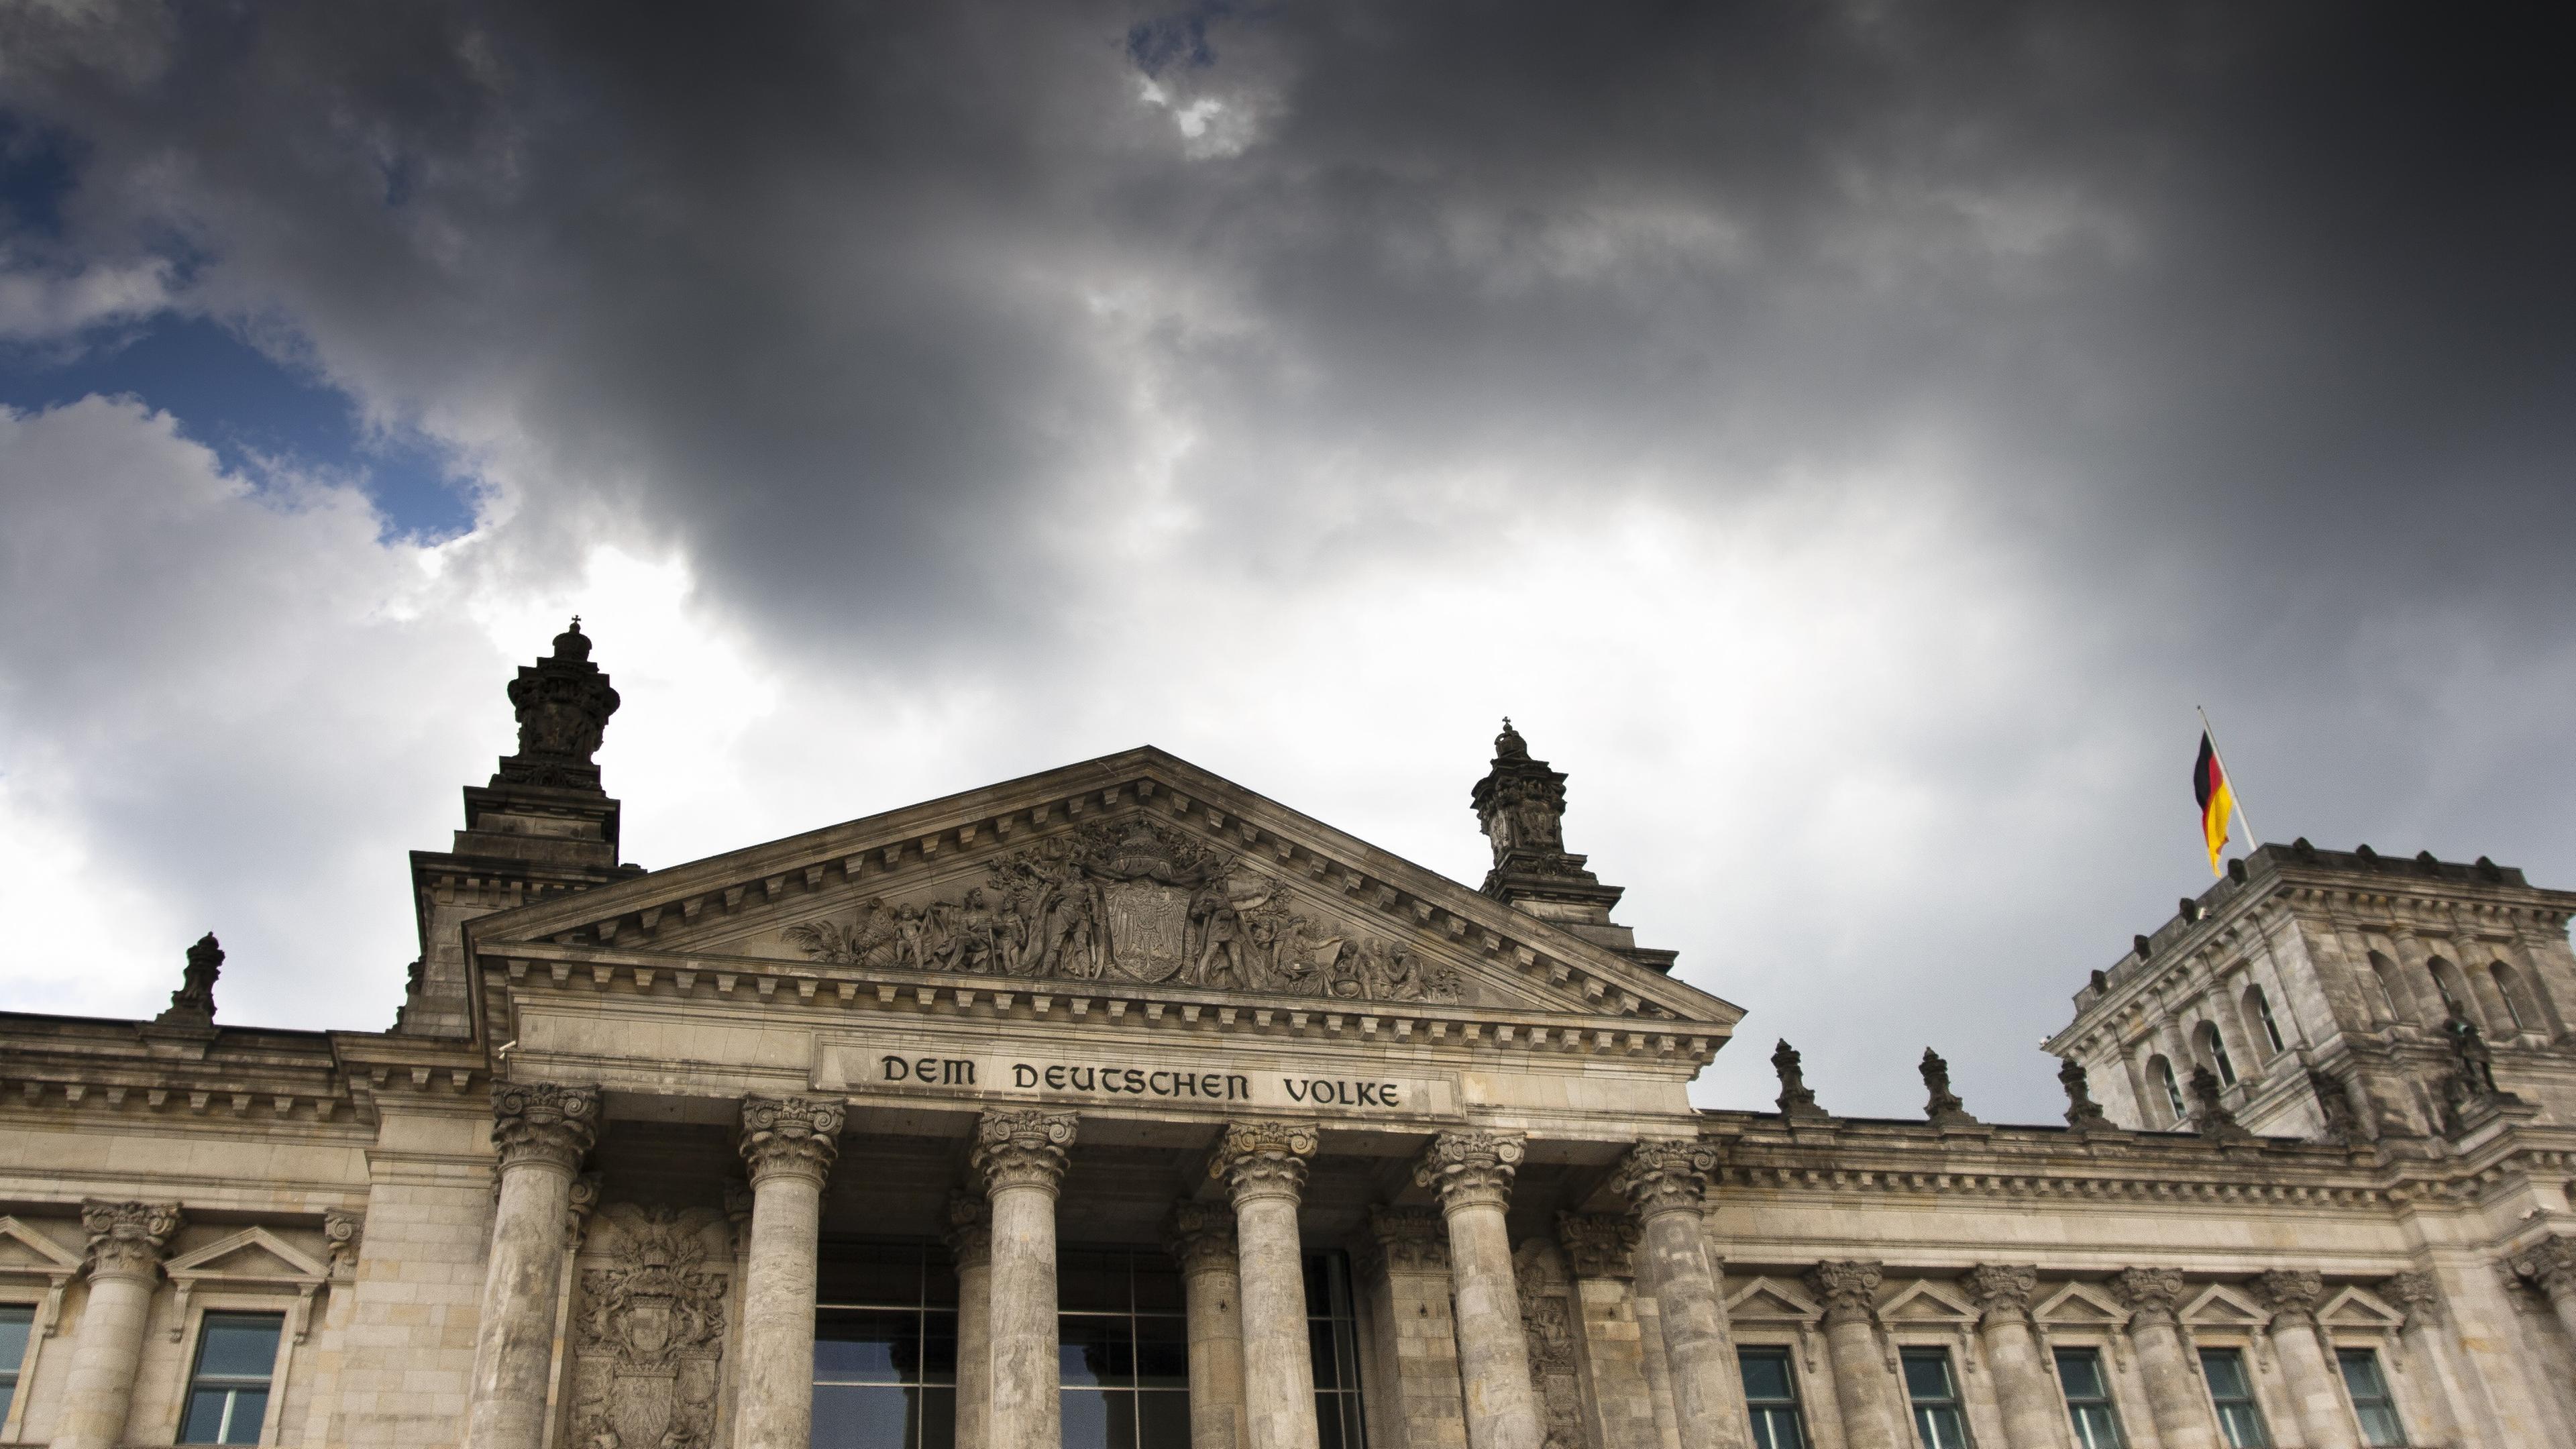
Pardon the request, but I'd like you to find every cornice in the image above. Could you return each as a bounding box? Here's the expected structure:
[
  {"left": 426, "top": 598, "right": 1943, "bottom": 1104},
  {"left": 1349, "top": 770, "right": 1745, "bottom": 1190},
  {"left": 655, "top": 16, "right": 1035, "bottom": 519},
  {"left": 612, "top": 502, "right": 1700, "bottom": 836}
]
[
  {"left": 482, "top": 943, "right": 1725, "bottom": 1068},
  {"left": 462, "top": 751, "right": 1736, "bottom": 1028}
]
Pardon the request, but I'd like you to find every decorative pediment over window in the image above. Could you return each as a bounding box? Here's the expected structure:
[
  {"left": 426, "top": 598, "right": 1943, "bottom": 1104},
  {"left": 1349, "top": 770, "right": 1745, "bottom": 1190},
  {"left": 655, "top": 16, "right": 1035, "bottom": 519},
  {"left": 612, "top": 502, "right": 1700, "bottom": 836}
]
[
  {"left": 2181, "top": 1283, "right": 2267, "bottom": 1330},
  {"left": 2033, "top": 1281, "right": 2130, "bottom": 1328},
  {"left": 164, "top": 1227, "right": 332, "bottom": 1342},
  {"left": 1879, "top": 1279, "right": 1976, "bottom": 1325},
  {"left": 2317, "top": 1285, "right": 2404, "bottom": 1333},
  {"left": 1727, "top": 1276, "right": 1825, "bottom": 1326},
  {"left": 0, "top": 1216, "right": 83, "bottom": 1339}
]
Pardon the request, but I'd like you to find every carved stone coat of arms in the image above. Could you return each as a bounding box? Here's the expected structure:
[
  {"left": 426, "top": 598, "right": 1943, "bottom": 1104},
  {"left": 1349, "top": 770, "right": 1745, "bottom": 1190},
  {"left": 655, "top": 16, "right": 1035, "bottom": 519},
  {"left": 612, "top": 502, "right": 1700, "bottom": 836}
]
[{"left": 570, "top": 1205, "right": 731, "bottom": 1449}]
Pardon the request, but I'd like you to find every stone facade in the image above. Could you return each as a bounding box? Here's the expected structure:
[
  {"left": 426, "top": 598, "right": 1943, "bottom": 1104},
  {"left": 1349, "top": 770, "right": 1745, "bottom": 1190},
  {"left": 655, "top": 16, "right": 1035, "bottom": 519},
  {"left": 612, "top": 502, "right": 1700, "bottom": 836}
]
[{"left": 2, "top": 627, "right": 2573, "bottom": 1447}]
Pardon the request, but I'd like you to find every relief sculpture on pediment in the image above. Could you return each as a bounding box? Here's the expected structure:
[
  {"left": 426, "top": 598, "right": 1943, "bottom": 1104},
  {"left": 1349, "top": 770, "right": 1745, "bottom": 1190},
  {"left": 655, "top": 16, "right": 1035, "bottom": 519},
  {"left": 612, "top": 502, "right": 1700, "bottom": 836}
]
[
  {"left": 570, "top": 1204, "right": 731, "bottom": 1449},
  {"left": 784, "top": 819, "right": 1466, "bottom": 1003}
]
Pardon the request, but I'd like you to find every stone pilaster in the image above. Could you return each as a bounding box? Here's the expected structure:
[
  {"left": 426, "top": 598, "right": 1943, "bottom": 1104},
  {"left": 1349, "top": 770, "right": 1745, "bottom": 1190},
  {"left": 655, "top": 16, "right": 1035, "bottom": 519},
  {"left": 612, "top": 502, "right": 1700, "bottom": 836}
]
[
  {"left": 979, "top": 1108, "right": 1077, "bottom": 1449},
  {"left": 1214, "top": 1121, "right": 1322, "bottom": 1449},
  {"left": 731, "top": 1093, "right": 845, "bottom": 1449},
  {"left": 1557, "top": 1214, "right": 1660, "bottom": 1449},
  {"left": 1359, "top": 1206, "right": 1469, "bottom": 1449},
  {"left": 464, "top": 1083, "right": 597, "bottom": 1449},
  {"left": 2383, "top": 1271, "right": 2467, "bottom": 1448},
  {"left": 2251, "top": 1269, "right": 2359, "bottom": 1449},
  {"left": 1169, "top": 1201, "right": 1249, "bottom": 1449},
  {"left": 1807, "top": 1260, "right": 1904, "bottom": 1449},
  {"left": 1612, "top": 1139, "right": 1742, "bottom": 1449},
  {"left": 2109, "top": 1268, "right": 2218, "bottom": 1449},
  {"left": 54, "top": 1199, "right": 182, "bottom": 1449},
  {"left": 945, "top": 1192, "right": 996, "bottom": 1449},
  {"left": 2507, "top": 1235, "right": 2576, "bottom": 1347},
  {"left": 1963, "top": 1265, "right": 2070, "bottom": 1449},
  {"left": 1415, "top": 1131, "right": 1542, "bottom": 1449}
]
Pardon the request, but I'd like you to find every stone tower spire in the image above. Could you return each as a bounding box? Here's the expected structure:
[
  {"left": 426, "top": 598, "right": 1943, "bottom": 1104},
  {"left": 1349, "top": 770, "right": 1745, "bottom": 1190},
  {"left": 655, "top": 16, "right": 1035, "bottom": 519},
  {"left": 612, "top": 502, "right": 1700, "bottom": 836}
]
[
  {"left": 1470, "top": 720, "right": 1675, "bottom": 973},
  {"left": 496, "top": 617, "right": 622, "bottom": 790}
]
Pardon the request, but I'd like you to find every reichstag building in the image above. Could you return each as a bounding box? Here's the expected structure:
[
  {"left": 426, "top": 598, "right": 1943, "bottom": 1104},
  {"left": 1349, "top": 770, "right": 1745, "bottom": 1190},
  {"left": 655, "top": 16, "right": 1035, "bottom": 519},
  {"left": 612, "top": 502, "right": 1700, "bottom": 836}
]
[{"left": 4, "top": 623, "right": 2574, "bottom": 1449}]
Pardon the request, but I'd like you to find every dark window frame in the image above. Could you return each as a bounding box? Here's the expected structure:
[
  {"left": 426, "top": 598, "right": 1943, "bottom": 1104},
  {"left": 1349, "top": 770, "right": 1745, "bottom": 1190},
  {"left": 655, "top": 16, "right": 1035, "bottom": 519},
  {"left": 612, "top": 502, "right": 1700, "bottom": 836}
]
[
  {"left": 1305, "top": 1252, "right": 1368, "bottom": 1449},
  {"left": 1899, "top": 1344, "right": 1972, "bottom": 1448},
  {"left": 0, "top": 1303, "right": 32, "bottom": 1426},
  {"left": 2198, "top": 1345, "right": 2271, "bottom": 1448},
  {"left": 1737, "top": 1343, "right": 1809, "bottom": 1449},
  {"left": 2335, "top": 1346, "right": 2406, "bottom": 1448},
  {"left": 178, "top": 1309, "right": 285, "bottom": 1446},
  {"left": 2053, "top": 1344, "right": 2127, "bottom": 1449}
]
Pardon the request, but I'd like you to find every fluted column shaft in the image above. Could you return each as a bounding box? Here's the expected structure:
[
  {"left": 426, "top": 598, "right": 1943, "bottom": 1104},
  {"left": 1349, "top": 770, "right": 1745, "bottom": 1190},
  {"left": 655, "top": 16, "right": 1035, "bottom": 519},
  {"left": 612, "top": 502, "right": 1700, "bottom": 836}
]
[
  {"left": 2254, "top": 1269, "right": 2359, "bottom": 1449},
  {"left": 1171, "top": 1203, "right": 1250, "bottom": 1449},
  {"left": 979, "top": 1108, "right": 1077, "bottom": 1449},
  {"left": 1416, "top": 1131, "right": 1542, "bottom": 1449},
  {"left": 2109, "top": 1271, "right": 2217, "bottom": 1449},
  {"left": 53, "top": 1199, "right": 183, "bottom": 1449},
  {"left": 1615, "top": 1140, "right": 1741, "bottom": 1449},
  {"left": 1214, "top": 1121, "right": 1323, "bottom": 1449},
  {"left": 464, "top": 1083, "right": 598, "bottom": 1449},
  {"left": 730, "top": 1094, "right": 845, "bottom": 1449},
  {"left": 946, "top": 1193, "right": 996, "bottom": 1449},
  {"left": 1965, "top": 1266, "right": 2070, "bottom": 1449}
]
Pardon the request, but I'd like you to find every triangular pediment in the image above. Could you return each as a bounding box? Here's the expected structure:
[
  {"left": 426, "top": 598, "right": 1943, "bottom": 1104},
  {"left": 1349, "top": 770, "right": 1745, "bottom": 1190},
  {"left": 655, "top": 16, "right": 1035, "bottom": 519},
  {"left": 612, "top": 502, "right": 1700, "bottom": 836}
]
[
  {"left": 2182, "top": 1284, "right": 2267, "bottom": 1328},
  {"left": 468, "top": 748, "right": 1739, "bottom": 1028},
  {"left": 0, "top": 1216, "right": 81, "bottom": 1276},
  {"left": 2035, "top": 1282, "right": 2128, "bottom": 1326},
  {"left": 1727, "top": 1277, "right": 1823, "bottom": 1324},
  {"left": 2318, "top": 1286, "right": 2403, "bottom": 1331},
  {"left": 165, "top": 1227, "right": 327, "bottom": 1284},
  {"left": 1880, "top": 1280, "right": 1974, "bottom": 1322}
]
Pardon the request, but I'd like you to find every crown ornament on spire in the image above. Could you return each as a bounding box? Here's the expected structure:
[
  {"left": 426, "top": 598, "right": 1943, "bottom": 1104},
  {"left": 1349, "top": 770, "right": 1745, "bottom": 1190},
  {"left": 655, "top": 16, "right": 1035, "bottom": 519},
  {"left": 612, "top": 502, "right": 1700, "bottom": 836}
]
[{"left": 495, "top": 617, "right": 621, "bottom": 790}]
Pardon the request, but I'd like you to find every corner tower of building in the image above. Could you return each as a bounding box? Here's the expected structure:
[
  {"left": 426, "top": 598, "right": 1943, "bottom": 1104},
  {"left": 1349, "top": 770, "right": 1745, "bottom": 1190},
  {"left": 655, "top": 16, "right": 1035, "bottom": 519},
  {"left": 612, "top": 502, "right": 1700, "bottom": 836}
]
[
  {"left": 398, "top": 620, "right": 636, "bottom": 1036},
  {"left": 1470, "top": 718, "right": 1676, "bottom": 973}
]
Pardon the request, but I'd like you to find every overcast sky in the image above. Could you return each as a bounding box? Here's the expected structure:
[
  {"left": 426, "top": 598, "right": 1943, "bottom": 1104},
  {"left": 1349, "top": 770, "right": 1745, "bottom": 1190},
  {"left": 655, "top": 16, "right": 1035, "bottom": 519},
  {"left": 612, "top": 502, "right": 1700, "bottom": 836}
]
[{"left": 3, "top": 1, "right": 2571, "bottom": 1122}]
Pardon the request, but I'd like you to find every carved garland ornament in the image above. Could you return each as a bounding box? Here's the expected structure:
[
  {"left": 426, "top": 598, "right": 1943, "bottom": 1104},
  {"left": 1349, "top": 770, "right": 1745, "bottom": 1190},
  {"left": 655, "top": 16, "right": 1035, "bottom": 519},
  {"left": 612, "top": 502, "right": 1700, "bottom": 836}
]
[
  {"left": 1613, "top": 1138, "right": 1717, "bottom": 1218},
  {"left": 80, "top": 1199, "right": 182, "bottom": 1279},
  {"left": 1414, "top": 1131, "right": 1524, "bottom": 1214},
  {"left": 1211, "top": 1120, "right": 1320, "bottom": 1202},
  {"left": 570, "top": 1205, "right": 729, "bottom": 1449},
  {"left": 739, "top": 1095, "right": 846, "bottom": 1185},
  {"left": 492, "top": 1083, "right": 600, "bottom": 1172},
  {"left": 975, "top": 1108, "right": 1079, "bottom": 1193},
  {"left": 782, "top": 819, "right": 1466, "bottom": 1004}
]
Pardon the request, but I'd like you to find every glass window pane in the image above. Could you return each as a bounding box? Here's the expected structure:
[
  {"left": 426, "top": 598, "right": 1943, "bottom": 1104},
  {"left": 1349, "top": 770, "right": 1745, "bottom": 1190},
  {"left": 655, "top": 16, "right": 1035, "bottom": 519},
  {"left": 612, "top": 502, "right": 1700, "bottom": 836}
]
[
  {"left": 2070, "top": 1404, "right": 2124, "bottom": 1449},
  {"left": 2053, "top": 1348, "right": 2106, "bottom": 1399},
  {"left": 1061, "top": 1387, "right": 1115, "bottom": 1449},
  {"left": 918, "top": 1311, "right": 959, "bottom": 1385},
  {"left": 1136, "top": 1391, "right": 1191, "bottom": 1449},
  {"left": 1748, "top": 1405, "right": 1808, "bottom": 1449},
  {"left": 1314, "top": 1394, "right": 1346, "bottom": 1449},
  {"left": 2199, "top": 1349, "right": 2249, "bottom": 1399},
  {"left": 2335, "top": 1349, "right": 2387, "bottom": 1401},
  {"left": 1061, "top": 1314, "right": 1134, "bottom": 1388},
  {"left": 181, "top": 1387, "right": 233, "bottom": 1444},
  {"left": 1060, "top": 1254, "right": 1130, "bottom": 1313},
  {"left": 220, "top": 1388, "right": 268, "bottom": 1444},
  {"left": 0, "top": 1305, "right": 30, "bottom": 1368},
  {"left": 821, "top": 1250, "right": 925, "bottom": 1309},
  {"left": 197, "top": 1313, "right": 284, "bottom": 1379},
  {"left": 817, "top": 1310, "right": 916, "bottom": 1384},
  {"left": 812, "top": 1384, "right": 919, "bottom": 1449},
  {"left": 1131, "top": 1263, "right": 1186, "bottom": 1315},
  {"left": 1307, "top": 1318, "right": 1342, "bottom": 1390},
  {"left": 1739, "top": 1348, "right": 1794, "bottom": 1403},
  {"left": 1303, "top": 1256, "right": 1331, "bottom": 1316},
  {"left": 1134, "top": 1313, "right": 1190, "bottom": 1389},
  {"left": 1901, "top": 1349, "right": 1955, "bottom": 1401},
  {"left": 918, "top": 1387, "right": 955, "bottom": 1449},
  {"left": 1914, "top": 1405, "right": 1969, "bottom": 1449},
  {"left": 2214, "top": 1402, "right": 2268, "bottom": 1448}
]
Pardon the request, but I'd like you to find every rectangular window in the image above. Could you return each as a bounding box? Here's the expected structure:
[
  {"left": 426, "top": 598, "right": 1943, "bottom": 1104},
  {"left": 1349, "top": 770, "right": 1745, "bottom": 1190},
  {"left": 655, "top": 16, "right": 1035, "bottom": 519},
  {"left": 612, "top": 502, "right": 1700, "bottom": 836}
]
[
  {"left": 814, "top": 1242, "right": 958, "bottom": 1449},
  {"left": 0, "top": 1304, "right": 32, "bottom": 1422},
  {"left": 1305, "top": 1252, "right": 1368, "bottom": 1449},
  {"left": 1901, "top": 1347, "right": 1972, "bottom": 1448},
  {"left": 1059, "top": 1247, "right": 1191, "bottom": 1449},
  {"left": 1737, "top": 1346, "right": 1809, "bottom": 1449},
  {"left": 2198, "top": 1348, "right": 2270, "bottom": 1448},
  {"left": 2336, "top": 1348, "right": 2405, "bottom": 1448},
  {"left": 2054, "top": 1347, "right": 2126, "bottom": 1449},
  {"left": 178, "top": 1311, "right": 283, "bottom": 1445}
]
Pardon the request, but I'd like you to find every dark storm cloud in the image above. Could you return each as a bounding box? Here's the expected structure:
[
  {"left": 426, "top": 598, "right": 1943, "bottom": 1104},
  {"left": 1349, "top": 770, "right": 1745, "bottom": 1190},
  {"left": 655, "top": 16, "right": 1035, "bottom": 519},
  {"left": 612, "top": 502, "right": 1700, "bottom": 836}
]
[{"left": 5, "top": 0, "right": 2574, "bottom": 1116}]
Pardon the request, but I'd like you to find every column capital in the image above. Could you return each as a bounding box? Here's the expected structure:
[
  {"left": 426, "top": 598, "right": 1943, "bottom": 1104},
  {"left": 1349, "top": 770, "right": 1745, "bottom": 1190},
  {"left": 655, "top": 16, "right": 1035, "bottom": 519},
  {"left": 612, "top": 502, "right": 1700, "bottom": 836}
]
[
  {"left": 974, "top": 1107, "right": 1078, "bottom": 1195},
  {"left": 1805, "top": 1259, "right": 1883, "bottom": 1326},
  {"left": 1364, "top": 1205, "right": 1450, "bottom": 1276},
  {"left": 78, "top": 1199, "right": 182, "bottom": 1281},
  {"left": 2383, "top": 1271, "right": 2445, "bottom": 1327},
  {"left": 491, "top": 1081, "right": 600, "bottom": 1173},
  {"left": 2250, "top": 1267, "right": 2325, "bottom": 1327},
  {"left": 1556, "top": 1212, "right": 1640, "bottom": 1280},
  {"left": 1610, "top": 1136, "right": 1717, "bottom": 1219},
  {"left": 943, "top": 1191, "right": 994, "bottom": 1271},
  {"left": 2508, "top": 1235, "right": 2576, "bottom": 1302},
  {"left": 1163, "top": 1201, "right": 1237, "bottom": 1273},
  {"left": 739, "top": 1093, "right": 846, "bottom": 1186},
  {"left": 1964, "top": 1263, "right": 2039, "bottom": 1328},
  {"left": 1413, "top": 1129, "right": 1524, "bottom": 1213},
  {"left": 2109, "top": 1267, "right": 2186, "bottom": 1329},
  {"left": 1210, "top": 1120, "right": 1318, "bottom": 1204},
  {"left": 565, "top": 1170, "right": 602, "bottom": 1249}
]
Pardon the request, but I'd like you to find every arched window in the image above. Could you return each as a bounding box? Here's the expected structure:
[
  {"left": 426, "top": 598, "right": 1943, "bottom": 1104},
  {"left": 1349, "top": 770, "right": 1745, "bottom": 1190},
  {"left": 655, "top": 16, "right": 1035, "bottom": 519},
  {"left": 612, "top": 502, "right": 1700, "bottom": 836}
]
[
  {"left": 2489, "top": 962, "right": 2528, "bottom": 1032},
  {"left": 2197, "top": 1022, "right": 2238, "bottom": 1087},
  {"left": 2151, "top": 1055, "right": 2186, "bottom": 1125},
  {"left": 2429, "top": 955, "right": 2479, "bottom": 1028},
  {"left": 2365, "top": 951, "right": 2408, "bottom": 1022},
  {"left": 2244, "top": 983, "right": 2288, "bottom": 1055}
]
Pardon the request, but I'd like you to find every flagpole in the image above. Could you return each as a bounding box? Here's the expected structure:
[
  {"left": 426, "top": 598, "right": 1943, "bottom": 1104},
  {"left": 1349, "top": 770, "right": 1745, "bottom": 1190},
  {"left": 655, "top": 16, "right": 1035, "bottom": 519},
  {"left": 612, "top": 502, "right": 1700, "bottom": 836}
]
[{"left": 2196, "top": 704, "right": 2259, "bottom": 856}]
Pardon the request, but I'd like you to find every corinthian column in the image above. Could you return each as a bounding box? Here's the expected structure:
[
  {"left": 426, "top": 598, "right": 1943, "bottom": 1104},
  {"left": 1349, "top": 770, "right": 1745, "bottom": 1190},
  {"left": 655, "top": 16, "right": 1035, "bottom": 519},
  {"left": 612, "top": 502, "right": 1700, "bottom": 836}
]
[
  {"left": 1169, "top": 1202, "right": 1250, "bottom": 1449},
  {"left": 1964, "top": 1265, "right": 2070, "bottom": 1449},
  {"left": 1212, "top": 1121, "right": 1322, "bottom": 1449},
  {"left": 1612, "top": 1139, "right": 1741, "bottom": 1449},
  {"left": 1806, "top": 1260, "right": 1904, "bottom": 1449},
  {"left": 1415, "top": 1130, "right": 1541, "bottom": 1449},
  {"left": 945, "top": 1192, "right": 996, "bottom": 1449},
  {"left": 54, "top": 1199, "right": 182, "bottom": 1449},
  {"left": 2101, "top": 1269, "right": 2212, "bottom": 1449},
  {"left": 731, "top": 1093, "right": 846, "bottom": 1449},
  {"left": 977, "top": 1108, "right": 1078, "bottom": 1449},
  {"left": 2508, "top": 1236, "right": 2576, "bottom": 1347},
  {"left": 464, "top": 1083, "right": 597, "bottom": 1449},
  {"left": 2252, "top": 1269, "right": 2360, "bottom": 1449}
]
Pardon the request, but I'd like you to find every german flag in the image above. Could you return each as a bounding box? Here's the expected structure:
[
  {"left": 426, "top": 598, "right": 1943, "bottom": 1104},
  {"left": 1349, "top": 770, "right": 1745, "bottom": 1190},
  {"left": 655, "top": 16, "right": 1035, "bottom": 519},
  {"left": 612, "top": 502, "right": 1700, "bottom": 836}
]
[{"left": 2193, "top": 731, "right": 2235, "bottom": 875}]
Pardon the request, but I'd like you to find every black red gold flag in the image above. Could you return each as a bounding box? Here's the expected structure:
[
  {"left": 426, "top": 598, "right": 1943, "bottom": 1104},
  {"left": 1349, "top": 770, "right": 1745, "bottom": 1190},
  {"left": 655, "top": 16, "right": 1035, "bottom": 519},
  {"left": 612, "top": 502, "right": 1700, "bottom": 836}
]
[{"left": 2193, "top": 731, "right": 2236, "bottom": 875}]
